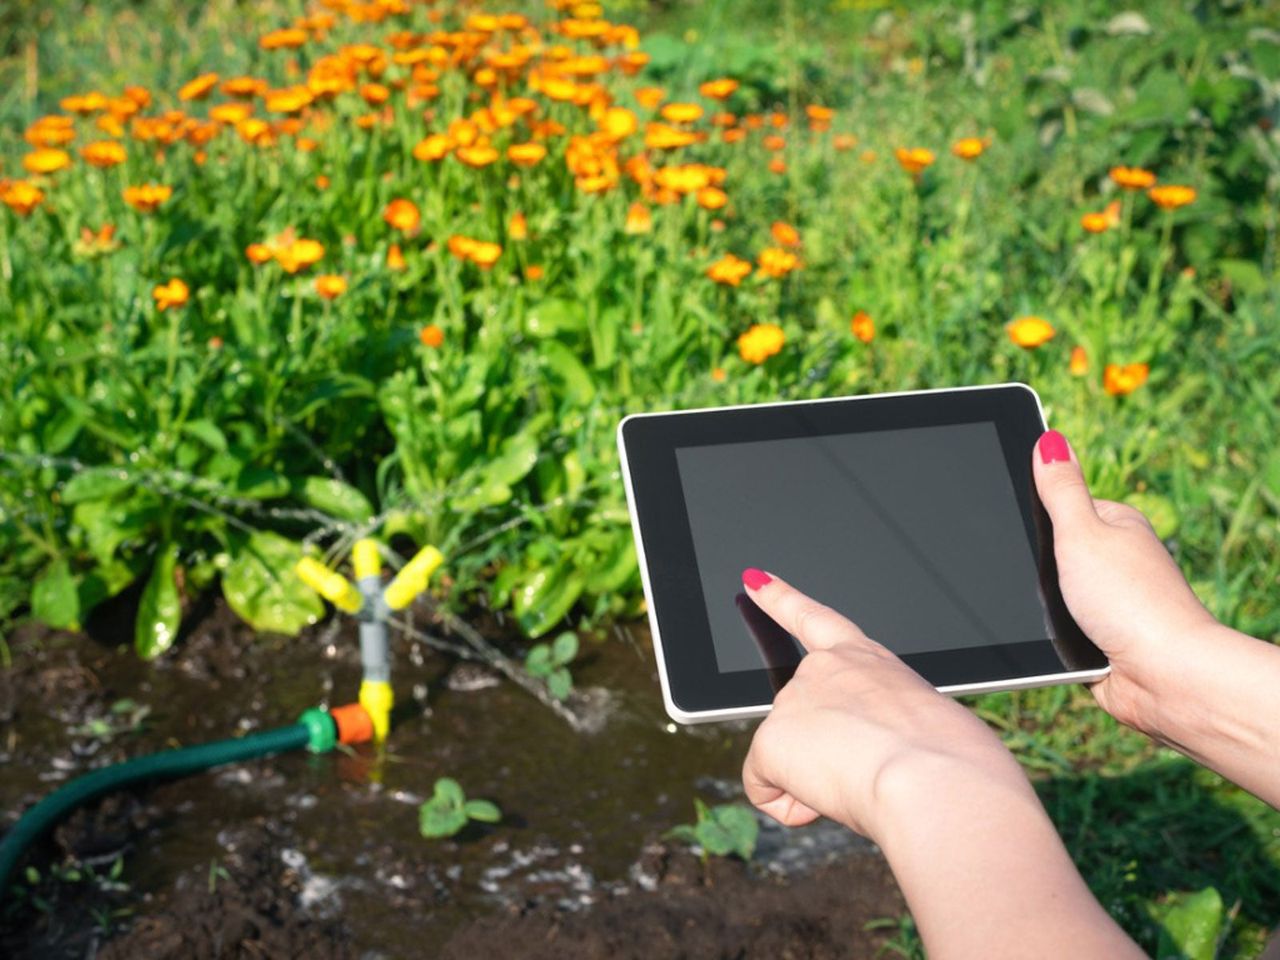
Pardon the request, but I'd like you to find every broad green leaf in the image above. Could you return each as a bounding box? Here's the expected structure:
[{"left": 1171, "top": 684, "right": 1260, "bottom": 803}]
[
  {"left": 513, "top": 564, "right": 585, "bottom": 638},
  {"left": 221, "top": 531, "right": 322, "bottom": 635},
  {"left": 180, "top": 419, "right": 228, "bottom": 453},
  {"left": 298, "top": 476, "right": 374, "bottom": 522},
  {"left": 540, "top": 341, "right": 595, "bottom": 405},
  {"left": 551, "top": 631, "right": 579, "bottom": 664},
  {"left": 451, "top": 479, "right": 512, "bottom": 513},
  {"left": 547, "top": 667, "right": 572, "bottom": 701},
  {"left": 434, "top": 777, "right": 466, "bottom": 807},
  {"left": 711, "top": 804, "right": 759, "bottom": 860},
  {"left": 234, "top": 466, "right": 290, "bottom": 500},
  {"left": 32, "top": 558, "right": 80, "bottom": 631},
  {"left": 135, "top": 544, "right": 181, "bottom": 659},
  {"left": 419, "top": 802, "right": 468, "bottom": 838},
  {"left": 485, "top": 430, "right": 540, "bottom": 488},
  {"left": 1154, "top": 887, "right": 1224, "bottom": 960},
  {"left": 525, "top": 298, "right": 587, "bottom": 338},
  {"left": 525, "top": 643, "right": 553, "bottom": 676},
  {"left": 61, "top": 467, "right": 131, "bottom": 504},
  {"left": 464, "top": 799, "right": 502, "bottom": 823}
]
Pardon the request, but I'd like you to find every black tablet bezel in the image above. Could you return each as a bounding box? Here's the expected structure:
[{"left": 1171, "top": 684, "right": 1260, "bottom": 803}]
[{"left": 619, "top": 383, "right": 1108, "bottom": 718}]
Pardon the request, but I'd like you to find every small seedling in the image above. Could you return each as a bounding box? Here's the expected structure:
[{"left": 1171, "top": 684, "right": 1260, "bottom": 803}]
[
  {"left": 524, "top": 631, "right": 578, "bottom": 700},
  {"left": 418, "top": 777, "right": 502, "bottom": 839},
  {"left": 72, "top": 698, "right": 150, "bottom": 741},
  {"left": 665, "top": 798, "right": 758, "bottom": 862}
]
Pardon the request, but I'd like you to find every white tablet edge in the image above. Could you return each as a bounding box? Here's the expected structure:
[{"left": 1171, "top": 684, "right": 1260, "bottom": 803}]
[{"left": 616, "top": 381, "right": 1110, "bottom": 725}]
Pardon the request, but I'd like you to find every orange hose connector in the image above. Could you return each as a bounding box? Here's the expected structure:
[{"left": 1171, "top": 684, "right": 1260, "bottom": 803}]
[{"left": 330, "top": 703, "right": 375, "bottom": 745}]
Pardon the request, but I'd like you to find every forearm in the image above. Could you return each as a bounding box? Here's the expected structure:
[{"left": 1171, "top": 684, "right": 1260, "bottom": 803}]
[
  {"left": 875, "top": 757, "right": 1143, "bottom": 960},
  {"left": 1138, "top": 623, "right": 1280, "bottom": 808}
]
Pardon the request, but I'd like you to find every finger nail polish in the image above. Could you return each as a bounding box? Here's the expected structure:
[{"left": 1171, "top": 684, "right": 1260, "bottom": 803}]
[
  {"left": 1038, "top": 430, "right": 1071, "bottom": 464},
  {"left": 742, "top": 567, "right": 773, "bottom": 590}
]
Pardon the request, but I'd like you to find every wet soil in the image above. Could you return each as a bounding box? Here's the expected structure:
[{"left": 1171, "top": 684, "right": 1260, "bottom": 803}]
[{"left": 0, "top": 599, "right": 904, "bottom": 958}]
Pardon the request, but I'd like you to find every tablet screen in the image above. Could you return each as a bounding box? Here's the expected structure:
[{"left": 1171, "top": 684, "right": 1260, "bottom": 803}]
[{"left": 675, "top": 421, "right": 1048, "bottom": 674}]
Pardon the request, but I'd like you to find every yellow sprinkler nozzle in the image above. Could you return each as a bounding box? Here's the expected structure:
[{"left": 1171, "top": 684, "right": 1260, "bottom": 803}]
[
  {"left": 352, "top": 539, "right": 382, "bottom": 582},
  {"left": 383, "top": 545, "right": 444, "bottom": 611},
  {"left": 359, "top": 678, "right": 394, "bottom": 743},
  {"left": 295, "top": 557, "right": 363, "bottom": 614}
]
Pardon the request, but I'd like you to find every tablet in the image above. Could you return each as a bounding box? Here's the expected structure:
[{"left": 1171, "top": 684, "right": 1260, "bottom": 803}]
[{"left": 617, "top": 383, "right": 1109, "bottom": 724}]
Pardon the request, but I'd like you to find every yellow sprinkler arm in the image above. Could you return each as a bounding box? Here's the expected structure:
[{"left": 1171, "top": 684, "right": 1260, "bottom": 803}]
[
  {"left": 383, "top": 545, "right": 444, "bottom": 611},
  {"left": 295, "top": 557, "right": 363, "bottom": 614}
]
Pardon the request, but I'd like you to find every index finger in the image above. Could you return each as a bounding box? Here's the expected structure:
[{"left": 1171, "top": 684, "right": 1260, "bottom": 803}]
[{"left": 740, "top": 567, "right": 867, "bottom": 652}]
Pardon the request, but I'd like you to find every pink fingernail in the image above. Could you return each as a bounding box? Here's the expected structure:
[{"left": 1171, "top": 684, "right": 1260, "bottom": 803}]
[
  {"left": 742, "top": 568, "right": 772, "bottom": 590},
  {"left": 1038, "top": 430, "right": 1071, "bottom": 464}
]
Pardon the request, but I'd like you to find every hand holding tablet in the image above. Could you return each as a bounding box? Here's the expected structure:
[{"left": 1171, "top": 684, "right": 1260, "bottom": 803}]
[{"left": 617, "top": 383, "right": 1109, "bottom": 724}]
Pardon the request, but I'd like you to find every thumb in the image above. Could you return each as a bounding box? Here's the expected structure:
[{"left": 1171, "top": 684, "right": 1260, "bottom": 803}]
[{"left": 1032, "top": 430, "right": 1098, "bottom": 530}]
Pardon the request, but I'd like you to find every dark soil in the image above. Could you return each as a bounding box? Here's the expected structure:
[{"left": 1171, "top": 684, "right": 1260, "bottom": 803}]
[{"left": 0, "top": 598, "right": 905, "bottom": 958}]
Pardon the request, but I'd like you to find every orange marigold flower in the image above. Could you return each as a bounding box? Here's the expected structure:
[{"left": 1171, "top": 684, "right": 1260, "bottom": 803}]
[
  {"left": 951, "top": 137, "right": 986, "bottom": 160},
  {"left": 419, "top": 324, "right": 445, "bottom": 348},
  {"left": 770, "top": 221, "right": 801, "bottom": 247},
  {"left": 1007, "top": 316, "right": 1055, "bottom": 349},
  {"left": 413, "top": 134, "right": 453, "bottom": 162},
  {"left": 178, "top": 73, "right": 219, "bottom": 101},
  {"left": 644, "top": 122, "right": 701, "bottom": 150},
  {"left": 468, "top": 241, "right": 502, "bottom": 268},
  {"left": 508, "top": 142, "right": 547, "bottom": 166},
  {"left": 314, "top": 274, "right": 347, "bottom": 299},
  {"left": 635, "top": 87, "right": 665, "bottom": 110},
  {"left": 1109, "top": 166, "right": 1156, "bottom": 190},
  {"left": 509, "top": 211, "right": 528, "bottom": 240},
  {"left": 699, "top": 78, "right": 739, "bottom": 100},
  {"left": 737, "top": 322, "right": 786, "bottom": 364},
  {"left": 894, "top": 147, "right": 935, "bottom": 175},
  {"left": 123, "top": 86, "right": 151, "bottom": 108},
  {"left": 1, "top": 179, "right": 44, "bottom": 216},
  {"left": 696, "top": 187, "right": 728, "bottom": 210},
  {"left": 525, "top": 264, "right": 544, "bottom": 281},
  {"left": 660, "top": 102, "right": 703, "bottom": 124},
  {"left": 261, "top": 27, "right": 308, "bottom": 50},
  {"left": 711, "top": 366, "right": 727, "bottom": 382},
  {"left": 722, "top": 128, "right": 747, "bottom": 144},
  {"left": 269, "top": 232, "right": 325, "bottom": 273},
  {"left": 625, "top": 202, "right": 652, "bottom": 235},
  {"left": 265, "top": 85, "right": 313, "bottom": 114},
  {"left": 763, "top": 134, "right": 786, "bottom": 152},
  {"left": 387, "top": 243, "right": 406, "bottom": 271},
  {"left": 25, "top": 116, "right": 75, "bottom": 149},
  {"left": 23, "top": 148, "right": 72, "bottom": 174},
  {"left": 246, "top": 243, "right": 273, "bottom": 264},
  {"left": 123, "top": 183, "right": 173, "bottom": 212},
  {"left": 383, "top": 198, "right": 421, "bottom": 234},
  {"left": 1080, "top": 211, "right": 1110, "bottom": 233},
  {"left": 806, "top": 105, "right": 834, "bottom": 123},
  {"left": 850, "top": 311, "right": 875, "bottom": 344},
  {"left": 1103, "top": 362, "right": 1149, "bottom": 396},
  {"left": 757, "top": 247, "right": 800, "bottom": 278},
  {"left": 1069, "top": 346, "right": 1088, "bottom": 376},
  {"left": 222, "top": 76, "right": 268, "bottom": 98},
  {"left": 1147, "top": 185, "right": 1196, "bottom": 210},
  {"left": 706, "top": 253, "right": 753, "bottom": 286},
  {"left": 360, "top": 82, "right": 390, "bottom": 105},
  {"left": 60, "top": 92, "right": 108, "bottom": 114},
  {"left": 833, "top": 133, "right": 858, "bottom": 151},
  {"left": 455, "top": 143, "right": 499, "bottom": 167},
  {"left": 80, "top": 140, "right": 126, "bottom": 168},
  {"left": 152, "top": 278, "right": 189, "bottom": 311},
  {"left": 598, "top": 106, "right": 638, "bottom": 141},
  {"left": 767, "top": 157, "right": 787, "bottom": 175}
]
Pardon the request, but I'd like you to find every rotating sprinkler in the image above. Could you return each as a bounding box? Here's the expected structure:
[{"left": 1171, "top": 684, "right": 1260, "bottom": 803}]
[
  {"left": 0, "top": 539, "right": 444, "bottom": 901},
  {"left": 294, "top": 539, "right": 445, "bottom": 743}
]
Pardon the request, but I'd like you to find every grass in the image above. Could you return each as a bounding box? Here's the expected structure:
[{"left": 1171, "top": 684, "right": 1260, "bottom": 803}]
[{"left": 1, "top": 0, "right": 1278, "bottom": 954}]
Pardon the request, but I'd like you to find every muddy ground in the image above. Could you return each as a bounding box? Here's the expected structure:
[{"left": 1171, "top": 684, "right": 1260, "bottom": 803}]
[{"left": 0, "top": 598, "right": 905, "bottom": 958}]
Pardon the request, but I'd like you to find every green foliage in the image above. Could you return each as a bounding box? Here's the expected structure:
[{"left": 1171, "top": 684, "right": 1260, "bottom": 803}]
[
  {"left": 665, "top": 799, "right": 759, "bottom": 862},
  {"left": 418, "top": 777, "right": 502, "bottom": 839},
  {"left": 1152, "top": 887, "right": 1227, "bottom": 960},
  {"left": 524, "top": 630, "right": 580, "bottom": 700}
]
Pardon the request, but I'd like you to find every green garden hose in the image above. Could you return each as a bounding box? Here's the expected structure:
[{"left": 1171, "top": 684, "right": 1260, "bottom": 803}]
[{"left": 0, "top": 710, "right": 338, "bottom": 899}]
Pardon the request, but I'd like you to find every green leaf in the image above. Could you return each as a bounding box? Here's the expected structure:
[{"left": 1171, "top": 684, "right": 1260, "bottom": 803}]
[
  {"left": 1154, "top": 887, "right": 1224, "bottom": 960},
  {"left": 32, "top": 559, "right": 80, "bottom": 631},
  {"left": 419, "top": 802, "right": 468, "bottom": 839},
  {"left": 663, "top": 824, "right": 698, "bottom": 844},
  {"left": 551, "top": 631, "right": 579, "bottom": 665},
  {"left": 711, "top": 804, "right": 759, "bottom": 861},
  {"left": 525, "top": 298, "right": 587, "bottom": 337},
  {"left": 512, "top": 564, "right": 585, "bottom": 638},
  {"left": 180, "top": 419, "right": 228, "bottom": 453},
  {"left": 61, "top": 466, "right": 131, "bottom": 504},
  {"left": 135, "top": 544, "right": 181, "bottom": 659},
  {"left": 434, "top": 777, "right": 466, "bottom": 807},
  {"left": 547, "top": 667, "right": 572, "bottom": 701},
  {"left": 525, "top": 643, "right": 553, "bottom": 676},
  {"left": 233, "top": 466, "right": 290, "bottom": 500},
  {"left": 1125, "top": 491, "right": 1180, "bottom": 540},
  {"left": 298, "top": 476, "right": 374, "bottom": 522},
  {"left": 1217, "top": 258, "right": 1267, "bottom": 297},
  {"left": 540, "top": 341, "right": 595, "bottom": 405},
  {"left": 221, "top": 531, "right": 323, "bottom": 635},
  {"left": 464, "top": 799, "right": 502, "bottom": 823},
  {"left": 485, "top": 430, "right": 541, "bottom": 488}
]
